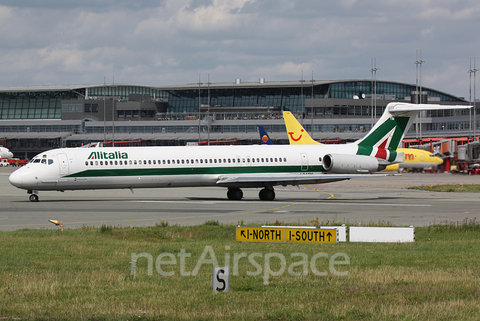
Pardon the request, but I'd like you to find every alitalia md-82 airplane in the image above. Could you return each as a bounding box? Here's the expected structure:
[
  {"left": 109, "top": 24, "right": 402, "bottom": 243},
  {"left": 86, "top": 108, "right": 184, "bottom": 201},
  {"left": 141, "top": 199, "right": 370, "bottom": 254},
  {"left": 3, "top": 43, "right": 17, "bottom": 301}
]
[
  {"left": 281, "top": 111, "right": 444, "bottom": 171},
  {"left": 9, "top": 103, "right": 469, "bottom": 202}
]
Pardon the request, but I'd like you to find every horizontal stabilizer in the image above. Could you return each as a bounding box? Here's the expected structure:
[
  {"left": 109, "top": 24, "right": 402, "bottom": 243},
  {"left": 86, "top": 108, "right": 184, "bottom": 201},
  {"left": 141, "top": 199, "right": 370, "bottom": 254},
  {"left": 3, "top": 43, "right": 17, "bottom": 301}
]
[{"left": 387, "top": 103, "right": 472, "bottom": 114}]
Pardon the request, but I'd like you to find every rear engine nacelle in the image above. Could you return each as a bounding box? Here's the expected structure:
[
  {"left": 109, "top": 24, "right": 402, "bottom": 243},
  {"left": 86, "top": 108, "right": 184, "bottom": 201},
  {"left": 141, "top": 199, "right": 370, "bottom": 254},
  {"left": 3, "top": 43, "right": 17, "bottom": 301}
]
[{"left": 322, "top": 154, "right": 381, "bottom": 174}]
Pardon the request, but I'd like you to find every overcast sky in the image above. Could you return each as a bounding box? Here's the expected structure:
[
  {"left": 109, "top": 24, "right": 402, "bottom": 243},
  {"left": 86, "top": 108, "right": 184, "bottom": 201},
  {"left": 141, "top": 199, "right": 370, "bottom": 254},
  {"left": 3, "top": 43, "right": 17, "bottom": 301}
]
[{"left": 1, "top": 0, "right": 479, "bottom": 99}]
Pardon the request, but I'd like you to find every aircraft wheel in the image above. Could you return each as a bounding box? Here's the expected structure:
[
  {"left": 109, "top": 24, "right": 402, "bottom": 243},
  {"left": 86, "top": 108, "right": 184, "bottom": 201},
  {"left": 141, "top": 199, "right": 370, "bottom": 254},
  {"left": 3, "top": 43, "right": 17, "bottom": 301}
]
[
  {"left": 29, "top": 194, "right": 39, "bottom": 202},
  {"left": 227, "top": 188, "right": 243, "bottom": 200},
  {"left": 259, "top": 188, "right": 275, "bottom": 201}
]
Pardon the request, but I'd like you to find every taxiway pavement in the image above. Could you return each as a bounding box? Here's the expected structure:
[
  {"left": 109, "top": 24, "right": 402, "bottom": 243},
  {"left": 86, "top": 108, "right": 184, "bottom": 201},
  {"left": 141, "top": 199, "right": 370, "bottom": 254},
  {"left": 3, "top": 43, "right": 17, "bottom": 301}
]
[{"left": 1, "top": 166, "right": 479, "bottom": 231}]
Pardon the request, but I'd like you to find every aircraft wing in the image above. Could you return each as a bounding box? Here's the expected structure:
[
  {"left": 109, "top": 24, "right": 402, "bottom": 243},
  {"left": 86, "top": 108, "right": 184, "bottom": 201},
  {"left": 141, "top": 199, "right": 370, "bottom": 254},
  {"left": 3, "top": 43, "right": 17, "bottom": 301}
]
[{"left": 216, "top": 173, "right": 387, "bottom": 188}]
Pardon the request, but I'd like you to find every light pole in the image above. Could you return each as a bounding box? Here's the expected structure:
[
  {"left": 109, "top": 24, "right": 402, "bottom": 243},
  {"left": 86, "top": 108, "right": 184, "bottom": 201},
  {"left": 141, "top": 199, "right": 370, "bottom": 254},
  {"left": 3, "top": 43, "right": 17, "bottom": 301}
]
[
  {"left": 468, "top": 58, "right": 473, "bottom": 138},
  {"left": 300, "top": 71, "right": 305, "bottom": 125},
  {"left": 207, "top": 74, "right": 211, "bottom": 146},
  {"left": 198, "top": 74, "right": 202, "bottom": 143},
  {"left": 311, "top": 71, "right": 315, "bottom": 130},
  {"left": 370, "top": 58, "right": 379, "bottom": 127},
  {"left": 111, "top": 77, "right": 116, "bottom": 147},
  {"left": 415, "top": 50, "right": 425, "bottom": 139},
  {"left": 103, "top": 77, "right": 106, "bottom": 144},
  {"left": 471, "top": 57, "right": 479, "bottom": 138}
]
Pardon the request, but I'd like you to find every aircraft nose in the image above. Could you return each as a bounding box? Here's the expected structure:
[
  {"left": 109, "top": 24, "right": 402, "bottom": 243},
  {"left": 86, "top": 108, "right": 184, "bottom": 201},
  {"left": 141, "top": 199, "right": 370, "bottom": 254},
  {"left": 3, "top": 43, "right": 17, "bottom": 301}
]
[
  {"left": 9, "top": 169, "right": 23, "bottom": 187},
  {"left": 433, "top": 156, "right": 443, "bottom": 164}
]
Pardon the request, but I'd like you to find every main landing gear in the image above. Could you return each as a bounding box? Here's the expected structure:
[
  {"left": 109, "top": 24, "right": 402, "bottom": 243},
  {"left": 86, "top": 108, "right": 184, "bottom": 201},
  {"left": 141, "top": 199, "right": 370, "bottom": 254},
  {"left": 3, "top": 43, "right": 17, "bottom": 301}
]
[
  {"left": 227, "top": 187, "right": 275, "bottom": 201},
  {"left": 28, "top": 190, "right": 39, "bottom": 202},
  {"left": 259, "top": 188, "right": 275, "bottom": 201}
]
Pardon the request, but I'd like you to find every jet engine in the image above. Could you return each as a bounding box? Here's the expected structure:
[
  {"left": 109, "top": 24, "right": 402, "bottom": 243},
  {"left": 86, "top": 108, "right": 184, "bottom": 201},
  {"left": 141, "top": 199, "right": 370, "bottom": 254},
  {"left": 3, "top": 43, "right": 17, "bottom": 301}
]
[{"left": 322, "top": 154, "right": 382, "bottom": 174}]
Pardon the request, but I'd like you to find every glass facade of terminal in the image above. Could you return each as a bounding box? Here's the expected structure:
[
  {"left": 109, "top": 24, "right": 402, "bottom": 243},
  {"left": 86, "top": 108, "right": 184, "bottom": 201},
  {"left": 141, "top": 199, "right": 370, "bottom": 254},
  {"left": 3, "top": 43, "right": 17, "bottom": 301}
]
[
  {"left": 329, "top": 81, "right": 460, "bottom": 102},
  {"left": 0, "top": 86, "right": 167, "bottom": 120},
  {"left": 0, "top": 82, "right": 464, "bottom": 120},
  {"left": 167, "top": 85, "right": 328, "bottom": 113},
  {"left": 0, "top": 91, "right": 75, "bottom": 119},
  {"left": 167, "top": 81, "right": 464, "bottom": 114},
  {"left": 86, "top": 86, "right": 167, "bottom": 102}
]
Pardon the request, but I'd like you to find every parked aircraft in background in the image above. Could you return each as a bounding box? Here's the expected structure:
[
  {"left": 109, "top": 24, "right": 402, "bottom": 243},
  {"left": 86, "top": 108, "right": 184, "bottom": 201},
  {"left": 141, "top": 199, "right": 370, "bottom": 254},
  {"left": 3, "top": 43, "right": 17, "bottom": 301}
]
[
  {"left": 9, "top": 103, "right": 469, "bottom": 202},
  {"left": 0, "top": 146, "right": 13, "bottom": 159},
  {"left": 258, "top": 126, "right": 273, "bottom": 145},
  {"left": 281, "top": 111, "right": 444, "bottom": 171}
]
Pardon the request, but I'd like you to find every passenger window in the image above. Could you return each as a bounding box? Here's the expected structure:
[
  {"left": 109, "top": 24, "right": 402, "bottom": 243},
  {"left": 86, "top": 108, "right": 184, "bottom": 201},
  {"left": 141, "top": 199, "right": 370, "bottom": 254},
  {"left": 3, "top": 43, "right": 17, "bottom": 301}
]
[
  {"left": 90, "top": 161, "right": 94, "bottom": 166},
  {"left": 284, "top": 157, "right": 287, "bottom": 162},
  {"left": 265, "top": 158, "right": 268, "bottom": 162},
  {"left": 134, "top": 160, "right": 137, "bottom": 165},
  {"left": 85, "top": 161, "right": 88, "bottom": 166},
  {"left": 261, "top": 158, "right": 264, "bottom": 162},
  {"left": 163, "top": 160, "right": 166, "bottom": 164},
  {"left": 275, "top": 158, "right": 277, "bottom": 162},
  {"left": 149, "top": 160, "right": 152, "bottom": 165},
  {"left": 182, "top": 159, "right": 185, "bottom": 164},
  {"left": 115, "top": 161, "right": 118, "bottom": 165},
  {"left": 167, "top": 160, "right": 170, "bottom": 164},
  {"left": 129, "top": 160, "right": 132, "bottom": 165},
  {"left": 119, "top": 161, "right": 122, "bottom": 165},
  {"left": 200, "top": 159, "right": 203, "bottom": 164},
  {"left": 100, "top": 161, "right": 103, "bottom": 165},
  {"left": 110, "top": 161, "right": 113, "bottom": 165},
  {"left": 95, "top": 161, "right": 98, "bottom": 166}
]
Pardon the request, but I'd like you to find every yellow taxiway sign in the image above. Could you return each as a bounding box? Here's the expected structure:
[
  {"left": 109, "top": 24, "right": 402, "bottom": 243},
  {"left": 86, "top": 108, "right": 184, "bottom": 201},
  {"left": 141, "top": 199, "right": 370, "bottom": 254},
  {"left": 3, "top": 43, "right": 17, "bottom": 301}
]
[{"left": 236, "top": 226, "right": 337, "bottom": 244}]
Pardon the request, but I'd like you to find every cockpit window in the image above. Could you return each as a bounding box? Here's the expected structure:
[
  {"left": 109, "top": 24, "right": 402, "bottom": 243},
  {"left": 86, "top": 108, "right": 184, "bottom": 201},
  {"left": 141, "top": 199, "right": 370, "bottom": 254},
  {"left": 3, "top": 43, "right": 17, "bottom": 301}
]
[
  {"left": 48, "top": 159, "right": 54, "bottom": 165},
  {"left": 41, "top": 159, "right": 46, "bottom": 164},
  {"left": 33, "top": 159, "right": 41, "bottom": 163}
]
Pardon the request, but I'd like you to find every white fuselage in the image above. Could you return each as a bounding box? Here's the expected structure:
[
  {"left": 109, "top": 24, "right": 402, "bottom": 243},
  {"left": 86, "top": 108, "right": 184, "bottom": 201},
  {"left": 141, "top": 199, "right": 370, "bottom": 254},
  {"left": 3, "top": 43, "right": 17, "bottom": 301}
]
[{"left": 9, "top": 144, "right": 359, "bottom": 192}]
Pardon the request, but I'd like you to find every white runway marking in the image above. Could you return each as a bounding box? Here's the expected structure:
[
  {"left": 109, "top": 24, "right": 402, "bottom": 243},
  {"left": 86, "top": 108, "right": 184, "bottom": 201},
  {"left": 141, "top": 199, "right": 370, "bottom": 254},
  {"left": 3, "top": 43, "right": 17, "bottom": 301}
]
[{"left": 130, "top": 200, "right": 432, "bottom": 207}]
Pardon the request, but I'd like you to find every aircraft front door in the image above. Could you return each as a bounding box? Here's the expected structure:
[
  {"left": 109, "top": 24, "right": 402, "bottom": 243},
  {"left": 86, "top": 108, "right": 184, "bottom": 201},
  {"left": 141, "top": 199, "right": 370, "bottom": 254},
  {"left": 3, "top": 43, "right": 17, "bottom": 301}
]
[
  {"left": 57, "top": 153, "right": 69, "bottom": 175},
  {"left": 301, "top": 153, "right": 308, "bottom": 171}
]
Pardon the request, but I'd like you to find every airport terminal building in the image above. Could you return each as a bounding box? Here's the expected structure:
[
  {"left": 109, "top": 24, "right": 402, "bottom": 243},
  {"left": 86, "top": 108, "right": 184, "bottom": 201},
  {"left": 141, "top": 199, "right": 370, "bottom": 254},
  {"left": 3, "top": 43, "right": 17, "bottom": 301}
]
[{"left": 0, "top": 79, "right": 473, "bottom": 158}]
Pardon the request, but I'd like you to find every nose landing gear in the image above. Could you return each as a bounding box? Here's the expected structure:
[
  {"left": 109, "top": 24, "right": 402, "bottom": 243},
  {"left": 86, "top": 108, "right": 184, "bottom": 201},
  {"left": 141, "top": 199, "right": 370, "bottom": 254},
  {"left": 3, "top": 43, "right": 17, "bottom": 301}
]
[{"left": 28, "top": 190, "right": 39, "bottom": 202}]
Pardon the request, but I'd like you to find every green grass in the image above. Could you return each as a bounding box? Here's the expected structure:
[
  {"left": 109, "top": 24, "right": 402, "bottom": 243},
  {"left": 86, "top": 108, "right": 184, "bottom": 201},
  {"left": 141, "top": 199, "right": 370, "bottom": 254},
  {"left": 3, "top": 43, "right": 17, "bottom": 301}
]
[
  {"left": 408, "top": 183, "right": 480, "bottom": 192},
  {"left": 1, "top": 221, "right": 480, "bottom": 320}
]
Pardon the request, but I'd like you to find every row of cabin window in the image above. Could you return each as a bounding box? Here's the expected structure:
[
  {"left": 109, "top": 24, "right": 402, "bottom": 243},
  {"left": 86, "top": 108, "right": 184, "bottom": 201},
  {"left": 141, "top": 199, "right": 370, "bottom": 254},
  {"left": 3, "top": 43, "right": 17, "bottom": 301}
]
[{"left": 85, "top": 157, "right": 288, "bottom": 167}]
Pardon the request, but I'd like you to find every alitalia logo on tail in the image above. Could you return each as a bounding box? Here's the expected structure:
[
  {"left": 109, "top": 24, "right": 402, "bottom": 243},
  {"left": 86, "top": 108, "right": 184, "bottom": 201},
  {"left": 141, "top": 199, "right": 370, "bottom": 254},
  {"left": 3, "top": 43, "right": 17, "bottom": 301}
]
[{"left": 88, "top": 151, "right": 128, "bottom": 160}]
